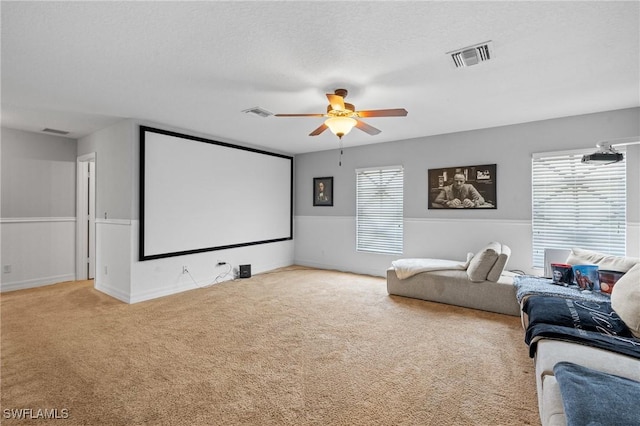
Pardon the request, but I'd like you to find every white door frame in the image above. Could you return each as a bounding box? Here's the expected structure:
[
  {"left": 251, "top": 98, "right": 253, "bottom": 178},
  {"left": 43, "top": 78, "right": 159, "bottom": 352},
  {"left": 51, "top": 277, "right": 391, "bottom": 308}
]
[{"left": 76, "top": 152, "right": 96, "bottom": 280}]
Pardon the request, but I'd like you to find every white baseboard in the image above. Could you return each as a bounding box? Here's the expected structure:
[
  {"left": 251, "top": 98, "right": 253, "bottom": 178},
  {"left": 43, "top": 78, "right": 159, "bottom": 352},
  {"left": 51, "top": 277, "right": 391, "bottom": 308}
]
[
  {"left": 1, "top": 218, "right": 76, "bottom": 292},
  {"left": 94, "top": 280, "right": 131, "bottom": 303},
  {"left": 129, "top": 280, "right": 224, "bottom": 304},
  {"left": 1, "top": 274, "right": 76, "bottom": 292},
  {"left": 294, "top": 259, "right": 386, "bottom": 278}
]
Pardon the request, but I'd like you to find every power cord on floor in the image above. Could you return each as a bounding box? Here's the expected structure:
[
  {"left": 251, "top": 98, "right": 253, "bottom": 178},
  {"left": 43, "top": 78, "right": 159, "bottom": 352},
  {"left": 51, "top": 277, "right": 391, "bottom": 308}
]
[{"left": 186, "top": 265, "right": 316, "bottom": 288}]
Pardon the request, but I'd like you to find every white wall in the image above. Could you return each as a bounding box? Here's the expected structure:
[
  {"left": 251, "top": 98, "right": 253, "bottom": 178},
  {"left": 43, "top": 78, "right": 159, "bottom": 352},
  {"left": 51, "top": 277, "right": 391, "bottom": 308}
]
[
  {"left": 3, "top": 108, "right": 637, "bottom": 296},
  {"left": 294, "top": 108, "right": 640, "bottom": 277},
  {"left": 77, "top": 120, "right": 135, "bottom": 301},
  {"left": 94, "top": 219, "right": 132, "bottom": 302},
  {"left": 1, "top": 218, "right": 76, "bottom": 291},
  {"left": 78, "top": 119, "right": 295, "bottom": 303},
  {"left": 1, "top": 128, "right": 77, "bottom": 291},
  {"left": 129, "top": 219, "right": 294, "bottom": 303}
]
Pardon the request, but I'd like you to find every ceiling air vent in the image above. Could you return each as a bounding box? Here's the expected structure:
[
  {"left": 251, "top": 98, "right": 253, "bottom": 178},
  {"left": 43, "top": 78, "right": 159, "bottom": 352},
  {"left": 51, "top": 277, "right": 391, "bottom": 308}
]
[
  {"left": 242, "top": 107, "right": 273, "bottom": 118},
  {"left": 42, "top": 128, "right": 70, "bottom": 135},
  {"left": 448, "top": 41, "right": 493, "bottom": 68}
]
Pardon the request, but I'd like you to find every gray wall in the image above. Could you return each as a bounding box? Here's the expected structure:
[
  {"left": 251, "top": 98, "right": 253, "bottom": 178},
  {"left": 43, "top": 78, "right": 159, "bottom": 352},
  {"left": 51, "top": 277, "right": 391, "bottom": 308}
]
[
  {"left": 1, "top": 127, "right": 77, "bottom": 218},
  {"left": 2, "top": 107, "right": 638, "bottom": 292},
  {"left": 293, "top": 107, "right": 640, "bottom": 276},
  {"left": 1, "top": 127, "right": 78, "bottom": 290},
  {"left": 78, "top": 119, "right": 135, "bottom": 220},
  {"left": 295, "top": 108, "right": 640, "bottom": 221}
]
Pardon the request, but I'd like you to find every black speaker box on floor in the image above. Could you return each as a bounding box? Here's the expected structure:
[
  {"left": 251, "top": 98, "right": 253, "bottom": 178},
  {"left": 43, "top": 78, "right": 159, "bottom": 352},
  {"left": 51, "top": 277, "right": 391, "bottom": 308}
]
[{"left": 239, "top": 264, "right": 251, "bottom": 279}]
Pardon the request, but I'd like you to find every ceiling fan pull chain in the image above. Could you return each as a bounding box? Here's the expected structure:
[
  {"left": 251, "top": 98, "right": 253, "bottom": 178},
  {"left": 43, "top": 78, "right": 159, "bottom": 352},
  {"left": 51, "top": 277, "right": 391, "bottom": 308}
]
[{"left": 338, "top": 140, "right": 344, "bottom": 166}]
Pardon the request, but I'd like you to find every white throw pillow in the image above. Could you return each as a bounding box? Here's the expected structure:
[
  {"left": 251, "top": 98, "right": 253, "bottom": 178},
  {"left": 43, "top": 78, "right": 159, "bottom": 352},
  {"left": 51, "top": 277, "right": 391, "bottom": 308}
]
[
  {"left": 610, "top": 263, "right": 640, "bottom": 339},
  {"left": 566, "top": 248, "right": 639, "bottom": 273},
  {"left": 463, "top": 252, "right": 475, "bottom": 269},
  {"left": 467, "top": 242, "right": 501, "bottom": 282},
  {"left": 486, "top": 244, "right": 511, "bottom": 282}
]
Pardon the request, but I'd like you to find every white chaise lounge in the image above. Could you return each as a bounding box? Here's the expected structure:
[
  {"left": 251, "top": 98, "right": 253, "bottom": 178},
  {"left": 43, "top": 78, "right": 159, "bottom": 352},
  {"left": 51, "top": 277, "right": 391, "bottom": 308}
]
[{"left": 387, "top": 242, "right": 520, "bottom": 316}]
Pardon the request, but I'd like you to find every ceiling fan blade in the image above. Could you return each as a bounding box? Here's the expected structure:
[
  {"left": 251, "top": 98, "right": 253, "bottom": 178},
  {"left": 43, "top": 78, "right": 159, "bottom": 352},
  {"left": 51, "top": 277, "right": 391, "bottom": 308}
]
[
  {"left": 356, "top": 108, "right": 408, "bottom": 118},
  {"left": 355, "top": 119, "right": 381, "bottom": 135},
  {"left": 326, "top": 94, "right": 345, "bottom": 111},
  {"left": 309, "top": 123, "right": 328, "bottom": 136},
  {"left": 274, "top": 113, "right": 325, "bottom": 117}
]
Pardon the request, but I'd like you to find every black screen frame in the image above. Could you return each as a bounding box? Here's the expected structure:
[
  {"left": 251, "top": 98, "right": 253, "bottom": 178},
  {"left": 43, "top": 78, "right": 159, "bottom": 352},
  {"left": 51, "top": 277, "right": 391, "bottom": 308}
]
[{"left": 139, "top": 125, "right": 293, "bottom": 261}]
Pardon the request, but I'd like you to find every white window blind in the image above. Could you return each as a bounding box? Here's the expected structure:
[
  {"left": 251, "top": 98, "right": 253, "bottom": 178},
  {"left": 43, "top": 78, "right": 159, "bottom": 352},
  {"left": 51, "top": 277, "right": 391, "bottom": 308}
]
[
  {"left": 531, "top": 149, "right": 626, "bottom": 268},
  {"left": 356, "top": 166, "right": 404, "bottom": 254}
]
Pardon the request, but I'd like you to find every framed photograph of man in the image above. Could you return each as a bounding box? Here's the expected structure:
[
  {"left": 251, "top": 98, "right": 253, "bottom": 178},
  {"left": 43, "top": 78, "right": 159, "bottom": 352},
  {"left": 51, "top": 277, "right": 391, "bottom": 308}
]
[
  {"left": 313, "top": 177, "right": 333, "bottom": 206},
  {"left": 428, "top": 164, "right": 497, "bottom": 209}
]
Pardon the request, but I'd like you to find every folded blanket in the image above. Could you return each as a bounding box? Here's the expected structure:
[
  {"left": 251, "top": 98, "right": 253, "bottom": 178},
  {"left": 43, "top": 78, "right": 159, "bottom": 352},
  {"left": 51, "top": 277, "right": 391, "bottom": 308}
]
[
  {"left": 523, "top": 295, "right": 630, "bottom": 337},
  {"left": 391, "top": 258, "right": 465, "bottom": 280},
  {"left": 514, "top": 275, "right": 610, "bottom": 304},
  {"left": 525, "top": 323, "right": 640, "bottom": 359},
  {"left": 554, "top": 362, "right": 640, "bottom": 426}
]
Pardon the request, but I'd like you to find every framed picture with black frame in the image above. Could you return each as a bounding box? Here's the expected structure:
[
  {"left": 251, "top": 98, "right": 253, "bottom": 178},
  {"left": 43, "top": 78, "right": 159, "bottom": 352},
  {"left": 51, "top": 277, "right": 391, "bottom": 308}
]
[
  {"left": 428, "top": 164, "right": 497, "bottom": 209},
  {"left": 313, "top": 177, "right": 333, "bottom": 206}
]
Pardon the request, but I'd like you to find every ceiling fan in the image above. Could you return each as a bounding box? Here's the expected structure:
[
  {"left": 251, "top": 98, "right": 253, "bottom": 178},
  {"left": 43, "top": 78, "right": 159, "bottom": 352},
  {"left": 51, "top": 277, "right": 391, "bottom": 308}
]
[{"left": 275, "top": 89, "right": 408, "bottom": 140}]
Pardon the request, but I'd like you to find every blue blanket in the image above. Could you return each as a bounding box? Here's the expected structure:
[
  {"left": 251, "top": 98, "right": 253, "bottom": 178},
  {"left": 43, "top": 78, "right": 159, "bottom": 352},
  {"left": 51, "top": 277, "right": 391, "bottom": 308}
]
[
  {"left": 525, "top": 323, "right": 640, "bottom": 359},
  {"left": 523, "top": 295, "right": 630, "bottom": 337},
  {"left": 523, "top": 294, "right": 640, "bottom": 359},
  {"left": 554, "top": 362, "right": 640, "bottom": 426},
  {"left": 514, "top": 275, "right": 610, "bottom": 304}
]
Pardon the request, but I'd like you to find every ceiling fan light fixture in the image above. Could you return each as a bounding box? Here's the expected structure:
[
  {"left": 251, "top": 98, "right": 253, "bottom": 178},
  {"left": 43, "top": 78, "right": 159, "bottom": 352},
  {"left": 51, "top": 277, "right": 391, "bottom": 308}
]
[
  {"left": 274, "top": 88, "right": 406, "bottom": 139},
  {"left": 325, "top": 116, "right": 357, "bottom": 139}
]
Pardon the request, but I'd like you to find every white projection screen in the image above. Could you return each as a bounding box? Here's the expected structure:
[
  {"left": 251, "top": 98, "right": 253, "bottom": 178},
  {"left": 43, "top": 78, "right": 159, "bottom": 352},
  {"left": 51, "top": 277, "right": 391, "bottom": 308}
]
[{"left": 140, "top": 126, "right": 293, "bottom": 260}]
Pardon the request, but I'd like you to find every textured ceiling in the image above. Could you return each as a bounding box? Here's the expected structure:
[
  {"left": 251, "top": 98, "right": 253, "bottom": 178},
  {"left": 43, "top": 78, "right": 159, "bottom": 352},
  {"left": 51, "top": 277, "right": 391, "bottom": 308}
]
[{"left": 2, "top": 1, "right": 639, "bottom": 154}]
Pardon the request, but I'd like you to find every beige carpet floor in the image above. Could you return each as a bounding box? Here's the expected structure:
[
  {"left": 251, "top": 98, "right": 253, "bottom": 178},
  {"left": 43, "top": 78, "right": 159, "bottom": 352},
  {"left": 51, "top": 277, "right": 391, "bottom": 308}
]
[{"left": 1, "top": 266, "right": 539, "bottom": 425}]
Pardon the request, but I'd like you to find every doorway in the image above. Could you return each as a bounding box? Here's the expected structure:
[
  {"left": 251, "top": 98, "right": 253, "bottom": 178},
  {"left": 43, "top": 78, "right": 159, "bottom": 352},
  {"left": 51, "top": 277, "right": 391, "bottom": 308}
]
[{"left": 76, "top": 153, "right": 96, "bottom": 280}]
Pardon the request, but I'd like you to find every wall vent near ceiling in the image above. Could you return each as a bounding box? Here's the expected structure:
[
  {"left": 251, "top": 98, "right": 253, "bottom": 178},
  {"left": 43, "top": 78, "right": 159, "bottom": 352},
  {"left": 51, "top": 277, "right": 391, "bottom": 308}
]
[
  {"left": 242, "top": 107, "right": 273, "bottom": 118},
  {"left": 448, "top": 41, "right": 493, "bottom": 68},
  {"left": 42, "top": 128, "right": 70, "bottom": 135}
]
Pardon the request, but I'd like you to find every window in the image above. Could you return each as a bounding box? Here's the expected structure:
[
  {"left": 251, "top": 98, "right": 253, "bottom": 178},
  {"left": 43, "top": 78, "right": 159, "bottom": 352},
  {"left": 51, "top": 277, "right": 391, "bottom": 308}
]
[
  {"left": 356, "top": 166, "right": 404, "bottom": 254},
  {"left": 531, "top": 149, "right": 626, "bottom": 268}
]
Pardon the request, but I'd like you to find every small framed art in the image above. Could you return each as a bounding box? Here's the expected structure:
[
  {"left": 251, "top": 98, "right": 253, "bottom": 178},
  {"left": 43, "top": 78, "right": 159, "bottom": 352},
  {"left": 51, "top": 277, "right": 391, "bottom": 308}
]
[{"left": 313, "top": 177, "right": 333, "bottom": 206}]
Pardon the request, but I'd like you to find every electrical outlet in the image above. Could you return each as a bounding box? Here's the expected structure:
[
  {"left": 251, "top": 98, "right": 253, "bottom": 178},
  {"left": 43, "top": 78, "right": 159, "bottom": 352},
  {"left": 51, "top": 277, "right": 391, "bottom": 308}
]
[
  {"left": 182, "top": 266, "right": 189, "bottom": 274},
  {"left": 3, "top": 265, "right": 11, "bottom": 273},
  {"left": 104, "top": 266, "right": 108, "bottom": 275}
]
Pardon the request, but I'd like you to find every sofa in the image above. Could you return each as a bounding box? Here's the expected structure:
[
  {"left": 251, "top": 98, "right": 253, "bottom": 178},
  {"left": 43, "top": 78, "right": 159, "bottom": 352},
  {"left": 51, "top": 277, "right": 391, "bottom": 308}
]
[
  {"left": 516, "top": 248, "right": 640, "bottom": 426},
  {"left": 387, "top": 244, "right": 640, "bottom": 425},
  {"left": 387, "top": 242, "right": 521, "bottom": 316}
]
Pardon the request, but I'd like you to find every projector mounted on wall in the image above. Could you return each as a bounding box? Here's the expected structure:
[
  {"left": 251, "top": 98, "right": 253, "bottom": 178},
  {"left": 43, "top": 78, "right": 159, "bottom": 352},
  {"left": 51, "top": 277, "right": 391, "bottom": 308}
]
[
  {"left": 581, "top": 137, "right": 640, "bottom": 165},
  {"left": 581, "top": 146, "right": 623, "bottom": 164}
]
